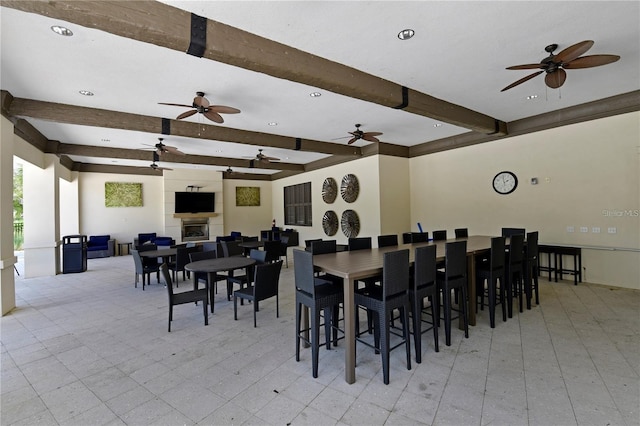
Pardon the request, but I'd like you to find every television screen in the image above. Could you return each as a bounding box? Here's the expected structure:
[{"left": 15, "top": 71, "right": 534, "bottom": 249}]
[{"left": 174, "top": 192, "right": 215, "bottom": 213}]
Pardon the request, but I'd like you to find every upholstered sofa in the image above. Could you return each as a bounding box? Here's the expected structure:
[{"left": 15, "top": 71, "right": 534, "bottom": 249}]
[
  {"left": 133, "top": 233, "right": 175, "bottom": 248},
  {"left": 86, "top": 235, "right": 115, "bottom": 259}
]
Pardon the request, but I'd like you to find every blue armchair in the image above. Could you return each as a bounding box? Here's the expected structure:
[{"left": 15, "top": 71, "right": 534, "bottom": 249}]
[{"left": 87, "top": 235, "right": 115, "bottom": 259}]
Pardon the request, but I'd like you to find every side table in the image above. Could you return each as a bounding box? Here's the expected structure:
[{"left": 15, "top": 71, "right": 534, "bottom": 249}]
[{"left": 118, "top": 242, "right": 132, "bottom": 256}]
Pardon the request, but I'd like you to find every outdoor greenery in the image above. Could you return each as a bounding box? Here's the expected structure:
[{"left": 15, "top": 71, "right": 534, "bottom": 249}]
[{"left": 14, "top": 165, "right": 23, "bottom": 250}]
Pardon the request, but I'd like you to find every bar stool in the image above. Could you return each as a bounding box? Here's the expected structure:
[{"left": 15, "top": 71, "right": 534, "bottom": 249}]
[
  {"left": 506, "top": 234, "right": 524, "bottom": 315},
  {"left": 524, "top": 231, "right": 539, "bottom": 309},
  {"left": 476, "top": 236, "right": 506, "bottom": 327},
  {"left": 410, "top": 245, "right": 439, "bottom": 362},
  {"left": 436, "top": 240, "right": 469, "bottom": 346}
]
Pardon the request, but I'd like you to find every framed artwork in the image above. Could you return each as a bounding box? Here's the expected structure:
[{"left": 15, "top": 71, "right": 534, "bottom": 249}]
[
  {"left": 236, "top": 186, "right": 261, "bottom": 206},
  {"left": 105, "top": 182, "right": 143, "bottom": 207}
]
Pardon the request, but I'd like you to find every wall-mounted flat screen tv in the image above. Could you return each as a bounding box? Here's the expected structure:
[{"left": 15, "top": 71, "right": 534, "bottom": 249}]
[{"left": 174, "top": 192, "right": 215, "bottom": 213}]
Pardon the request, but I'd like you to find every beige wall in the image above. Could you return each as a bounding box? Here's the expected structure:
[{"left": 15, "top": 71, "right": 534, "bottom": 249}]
[
  {"left": 379, "top": 155, "right": 412, "bottom": 236},
  {"left": 223, "top": 179, "right": 273, "bottom": 238},
  {"left": 273, "top": 156, "right": 383, "bottom": 247},
  {"left": 79, "top": 172, "right": 165, "bottom": 245},
  {"left": 410, "top": 112, "right": 640, "bottom": 289}
]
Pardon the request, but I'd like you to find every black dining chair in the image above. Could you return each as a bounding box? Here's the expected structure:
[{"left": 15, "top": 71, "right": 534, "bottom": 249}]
[
  {"left": 507, "top": 233, "right": 525, "bottom": 315},
  {"left": 348, "top": 237, "right": 372, "bottom": 251},
  {"left": 476, "top": 236, "right": 506, "bottom": 328},
  {"left": 278, "top": 235, "right": 290, "bottom": 268},
  {"left": 410, "top": 245, "right": 439, "bottom": 363},
  {"left": 454, "top": 228, "right": 469, "bottom": 238},
  {"left": 234, "top": 260, "right": 283, "bottom": 327},
  {"left": 294, "top": 249, "right": 344, "bottom": 378},
  {"left": 305, "top": 239, "right": 322, "bottom": 251},
  {"left": 263, "top": 240, "right": 281, "bottom": 264},
  {"left": 436, "top": 240, "right": 469, "bottom": 346},
  {"left": 502, "top": 227, "right": 526, "bottom": 237},
  {"left": 354, "top": 249, "right": 412, "bottom": 384},
  {"left": 161, "top": 263, "right": 208, "bottom": 332},
  {"left": 221, "top": 240, "right": 244, "bottom": 257},
  {"left": 377, "top": 234, "right": 398, "bottom": 248},
  {"left": 432, "top": 230, "right": 447, "bottom": 241},
  {"left": 131, "top": 248, "right": 160, "bottom": 290},
  {"left": 168, "top": 246, "right": 199, "bottom": 284},
  {"left": 524, "top": 231, "right": 540, "bottom": 309},
  {"left": 227, "top": 249, "right": 267, "bottom": 302}
]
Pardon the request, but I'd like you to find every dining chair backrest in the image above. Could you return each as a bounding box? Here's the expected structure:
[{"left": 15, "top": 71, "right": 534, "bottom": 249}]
[
  {"left": 377, "top": 234, "right": 398, "bottom": 248},
  {"left": 189, "top": 249, "right": 217, "bottom": 262},
  {"left": 263, "top": 240, "right": 281, "bottom": 262},
  {"left": 526, "top": 231, "right": 538, "bottom": 261},
  {"left": 161, "top": 263, "right": 175, "bottom": 297},
  {"left": 454, "top": 228, "right": 469, "bottom": 238},
  {"left": 502, "top": 227, "right": 526, "bottom": 237},
  {"left": 252, "top": 260, "right": 283, "bottom": 301},
  {"left": 221, "top": 240, "right": 243, "bottom": 257},
  {"left": 202, "top": 241, "right": 220, "bottom": 256},
  {"left": 432, "top": 230, "right": 448, "bottom": 241},
  {"left": 305, "top": 239, "right": 322, "bottom": 250},
  {"left": 444, "top": 240, "right": 467, "bottom": 280},
  {"left": 249, "top": 248, "right": 268, "bottom": 264},
  {"left": 382, "top": 249, "right": 410, "bottom": 299},
  {"left": 414, "top": 245, "right": 437, "bottom": 291},
  {"left": 242, "top": 235, "right": 259, "bottom": 243},
  {"left": 489, "top": 236, "right": 506, "bottom": 271},
  {"left": 411, "top": 232, "right": 429, "bottom": 243},
  {"left": 310, "top": 240, "right": 337, "bottom": 255},
  {"left": 136, "top": 243, "right": 157, "bottom": 252},
  {"left": 348, "top": 237, "right": 372, "bottom": 251},
  {"left": 131, "top": 249, "right": 144, "bottom": 273},
  {"left": 509, "top": 233, "right": 524, "bottom": 265},
  {"left": 293, "top": 249, "right": 316, "bottom": 295},
  {"left": 175, "top": 246, "right": 199, "bottom": 270}
]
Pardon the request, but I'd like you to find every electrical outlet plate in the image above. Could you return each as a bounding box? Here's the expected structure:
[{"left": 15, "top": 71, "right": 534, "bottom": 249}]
[
  {"left": 608, "top": 227, "right": 617, "bottom": 234},
  {"left": 567, "top": 226, "right": 574, "bottom": 233},
  {"left": 580, "top": 227, "right": 588, "bottom": 233},
  {"left": 592, "top": 227, "right": 600, "bottom": 233}
]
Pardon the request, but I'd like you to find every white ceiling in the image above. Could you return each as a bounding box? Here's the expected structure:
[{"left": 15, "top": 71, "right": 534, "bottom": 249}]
[{"left": 2, "top": 1, "right": 639, "bottom": 175}]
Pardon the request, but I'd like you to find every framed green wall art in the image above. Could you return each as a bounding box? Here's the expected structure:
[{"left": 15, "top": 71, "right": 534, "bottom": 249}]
[
  {"left": 105, "top": 182, "right": 143, "bottom": 207},
  {"left": 236, "top": 186, "right": 261, "bottom": 206}
]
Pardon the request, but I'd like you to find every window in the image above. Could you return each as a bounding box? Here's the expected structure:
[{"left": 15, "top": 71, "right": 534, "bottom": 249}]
[{"left": 284, "top": 182, "right": 312, "bottom": 226}]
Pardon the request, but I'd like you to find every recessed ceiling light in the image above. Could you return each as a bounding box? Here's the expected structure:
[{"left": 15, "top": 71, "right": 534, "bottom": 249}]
[
  {"left": 101, "top": 138, "right": 110, "bottom": 142},
  {"left": 526, "top": 95, "right": 539, "bottom": 100},
  {"left": 398, "top": 29, "right": 415, "bottom": 40},
  {"left": 268, "top": 122, "right": 278, "bottom": 126},
  {"left": 433, "top": 123, "right": 442, "bottom": 128},
  {"left": 51, "top": 25, "right": 73, "bottom": 36},
  {"left": 310, "top": 92, "right": 321, "bottom": 97},
  {"left": 79, "top": 90, "right": 94, "bottom": 96}
]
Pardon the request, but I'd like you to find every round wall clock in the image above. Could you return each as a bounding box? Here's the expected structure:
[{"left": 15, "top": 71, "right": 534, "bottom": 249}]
[
  {"left": 492, "top": 171, "right": 518, "bottom": 195},
  {"left": 322, "top": 177, "right": 337, "bottom": 204},
  {"left": 340, "top": 174, "right": 360, "bottom": 203},
  {"left": 341, "top": 209, "right": 360, "bottom": 238},
  {"left": 322, "top": 210, "right": 339, "bottom": 236}
]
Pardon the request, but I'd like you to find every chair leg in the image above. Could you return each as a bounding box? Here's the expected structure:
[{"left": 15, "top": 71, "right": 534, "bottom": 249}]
[
  {"left": 323, "top": 307, "right": 331, "bottom": 349},
  {"left": 168, "top": 305, "right": 173, "bottom": 332},
  {"left": 203, "top": 298, "right": 208, "bottom": 326},
  {"left": 499, "top": 276, "right": 507, "bottom": 322},
  {"left": 461, "top": 285, "right": 469, "bottom": 338},
  {"left": 443, "top": 287, "right": 452, "bottom": 346},
  {"left": 134, "top": 273, "right": 138, "bottom": 288},
  {"left": 412, "top": 295, "right": 422, "bottom": 364},
  {"left": 488, "top": 276, "right": 496, "bottom": 328},
  {"left": 253, "top": 299, "right": 257, "bottom": 328},
  {"left": 402, "top": 305, "right": 412, "bottom": 372},
  {"left": 379, "top": 308, "right": 391, "bottom": 385},
  {"left": 295, "top": 302, "right": 302, "bottom": 362},
  {"left": 312, "top": 307, "right": 321, "bottom": 378},
  {"left": 431, "top": 294, "right": 439, "bottom": 353},
  {"left": 233, "top": 294, "right": 238, "bottom": 320}
]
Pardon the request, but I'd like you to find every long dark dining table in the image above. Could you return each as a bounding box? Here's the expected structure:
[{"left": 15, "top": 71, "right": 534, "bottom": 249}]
[
  {"left": 138, "top": 247, "right": 177, "bottom": 263},
  {"left": 312, "top": 235, "right": 495, "bottom": 384},
  {"left": 184, "top": 257, "right": 257, "bottom": 313}
]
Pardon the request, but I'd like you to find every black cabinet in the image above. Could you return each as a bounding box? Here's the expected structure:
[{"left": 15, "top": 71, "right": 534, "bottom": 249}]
[{"left": 62, "top": 235, "right": 87, "bottom": 273}]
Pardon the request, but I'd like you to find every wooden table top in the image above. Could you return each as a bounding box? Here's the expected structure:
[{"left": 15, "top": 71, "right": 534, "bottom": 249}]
[
  {"left": 185, "top": 256, "right": 256, "bottom": 273},
  {"left": 238, "top": 241, "right": 265, "bottom": 249},
  {"left": 138, "top": 248, "right": 177, "bottom": 258}
]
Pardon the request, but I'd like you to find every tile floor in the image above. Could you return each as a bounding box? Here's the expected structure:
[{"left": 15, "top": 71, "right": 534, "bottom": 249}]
[{"left": 1, "top": 252, "right": 638, "bottom": 425}]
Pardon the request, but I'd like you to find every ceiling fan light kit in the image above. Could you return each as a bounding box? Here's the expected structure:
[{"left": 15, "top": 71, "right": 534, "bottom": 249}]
[{"left": 501, "top": 40, "right": 620, "bottom": 92}]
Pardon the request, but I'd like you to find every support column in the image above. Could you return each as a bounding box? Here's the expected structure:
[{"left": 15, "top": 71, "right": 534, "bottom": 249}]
[
  {"left": 0, "top": 116, "right": 16, "bottom": 315},
  {"left": 23, "top": 154, "right": 62, "bottom": 277}
]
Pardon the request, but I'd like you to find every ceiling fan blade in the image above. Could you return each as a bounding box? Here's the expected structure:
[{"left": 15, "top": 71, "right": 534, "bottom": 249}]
[
  {"left": 500, "top": 70, "right": 544, "bottom": 92},
  {"left": 363, "top": 132, "right": 383, "bottom": 137},
  {"left": 209, "top": 105, "right": 241, "bottom": 114},
  {"left": 164, "top": 146, "right": 186, "bottom": 156},
  {"left": 554, "top": 40, "right": 594, "bottom": 63},
  {"left": 264, "top": 156, "right": 280, "bottom": 161},
  {"left": 158, "top": 102, "right": 192, "bottom": 108},
  {"left": 506, "top": 63, "right": 545, "bottom": 70},
  {"left": 204, "top": 110, "right": 224, "bottom": 123},
  {"left": 347, "top": 137, "right": 358, "bottom": 145},
  {"left": 545, "top": 68, "right": 567, "bottom": 89},
  {"left": 331, "top": 136, "right": 351, "bottom": 141},
  {"left": 193, "top": 95, "right": 210, "bottom": 108},
  {"left": 563, "top": 54, "right": 620, "bottom": 69},
  {"left": 176, "top": 110, "right": 197, "bottom": 120},
  {"left": 362, "top": 135, "right": 380, "bottom": 143}
]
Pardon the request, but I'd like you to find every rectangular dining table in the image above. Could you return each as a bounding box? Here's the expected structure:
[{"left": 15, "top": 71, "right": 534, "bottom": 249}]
[{"left": 312, "top": 235, "right": 495, "bottom": 384}]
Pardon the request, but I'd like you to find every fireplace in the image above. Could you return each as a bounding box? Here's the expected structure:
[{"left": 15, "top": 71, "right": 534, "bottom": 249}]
[{"left": 181, "top": 218, "right": 209, "bottom": 242}]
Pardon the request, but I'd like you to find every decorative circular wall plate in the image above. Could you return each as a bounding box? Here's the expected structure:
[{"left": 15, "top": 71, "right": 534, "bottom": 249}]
[
  {"left": 321, "top": 177, "right": 337, "bottom": 204},
  {"left": 341, "top": 209, "right": 360, "bottom": 238},
  {"left": 340, "top": 174, "right": 360, "bottom": 203},
  {"left": 322, "top": 210, "right": 339, "bottom": 236}
]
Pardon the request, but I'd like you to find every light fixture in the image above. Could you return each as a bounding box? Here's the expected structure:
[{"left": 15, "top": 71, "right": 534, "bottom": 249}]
[
  {"left": 310, "top": 92, "right": 321, "bottom": 97},
  {"left": 268, "top": 122, "right": 278, "bottom": 126},
  {"left": 79, "top": 90, "right": 94, "bottom": 96},
  {"left": 433, "top": 123, "right": 442, "bottom": 128},
  {"left": 526, "top": 94, "right": 539, "bottom": 100},
  {"left": 51, "top": 25, "right": 73, "bottom": 36},
  {"left": 397, "top": 29, "right": 415, "bottom": 40}
]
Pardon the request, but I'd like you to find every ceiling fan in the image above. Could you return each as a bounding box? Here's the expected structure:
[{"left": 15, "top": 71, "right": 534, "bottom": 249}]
[
  {"left": 150, "top": 151, "right": 172, "bottom": 171},
  {"left": 245, "top": 149, "right": 280, "bottom": 163},
  {"left": 158, "top": 91, "right": 240, "bottom": 123},
  {"left": 501, "top": 40, "right": 620, "bottom": 92},
  {"left": 335, "top": 124, "right": 383, "bottom": 145},
  {"left": 142, "top": 138, "right": 185, "bottom": 156}
]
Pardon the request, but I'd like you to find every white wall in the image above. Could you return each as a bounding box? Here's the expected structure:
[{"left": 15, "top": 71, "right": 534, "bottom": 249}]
[
  {"left": 273, "top": 156, "right": 382, "bottom": 246},
  {"left": 79, "top": 172, "right": 164, "bottom": 245},
  {"left": 410, "top": 112, "right": 640, "bottom": 289},
  {"left": 223, "top": 179, "right": 273, "bottom": 238}
]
